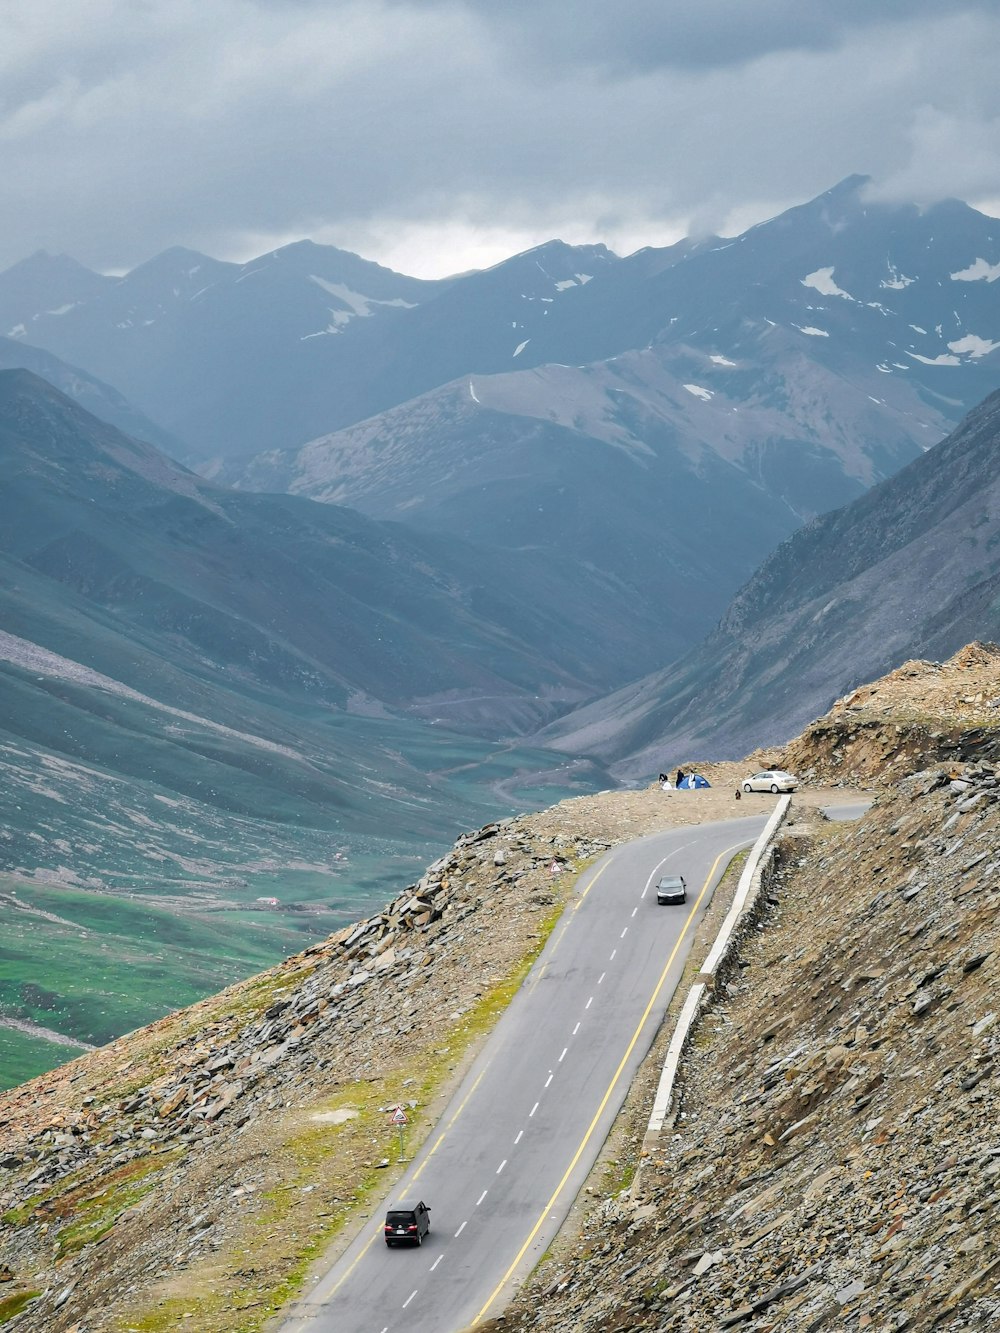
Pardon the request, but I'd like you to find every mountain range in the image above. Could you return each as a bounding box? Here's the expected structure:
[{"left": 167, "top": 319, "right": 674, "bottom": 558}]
[{"left": 3, "top": 177, "right": 997, "bottom": 699}]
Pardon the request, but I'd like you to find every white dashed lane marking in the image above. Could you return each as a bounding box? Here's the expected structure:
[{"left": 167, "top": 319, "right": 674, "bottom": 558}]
[
  {"left": 572, "top": 1021, "right": 581, "bottom": 1035},
  {"left": 496, "top": 1159, "right": 507, "bottom": 1175},
  {"left": 430, "top": 1256, "right": 442, "bottom": 1271},
  {"left": 455, "top": 1221, "right": 467, "bottom": 1237},
  {"left": 476, "top": 1190, "right": 488, "bottom": 1206},
  {"left": 529, "top": 1101, "right": 539, "bottom": 1117},
  {"left": 402, "top": 1290, "right": 418, "bottom": 1309},
  {"left": 514, "top": 1129, "right": 523, "bottom": 1144}
]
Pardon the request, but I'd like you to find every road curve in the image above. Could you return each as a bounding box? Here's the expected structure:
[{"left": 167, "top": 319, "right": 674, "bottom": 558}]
[{"left": 282, "top": 814, "right": 765, "bottom": 1333}]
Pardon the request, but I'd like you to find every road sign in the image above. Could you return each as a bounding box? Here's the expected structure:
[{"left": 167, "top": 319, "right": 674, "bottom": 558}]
[{"left": 391, "top": 1108, "right": 408, "bottom": 1125}]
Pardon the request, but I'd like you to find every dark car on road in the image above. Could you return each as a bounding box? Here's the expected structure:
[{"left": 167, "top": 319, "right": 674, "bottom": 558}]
[
  {"left": 656, "top": 874, "right": 687, "bottom": 905},
  {"left": 384, "top": 1199, "right": 431, "bottom": 1246}
]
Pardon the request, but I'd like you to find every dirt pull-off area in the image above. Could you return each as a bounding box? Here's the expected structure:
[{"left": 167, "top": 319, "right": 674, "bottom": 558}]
[{"left": 1, "top": 644, "right": 1000, "bottom": 1331}]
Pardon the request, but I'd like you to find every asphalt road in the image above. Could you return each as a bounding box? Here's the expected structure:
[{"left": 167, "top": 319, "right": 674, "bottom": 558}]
[{"left": 282, "top": 814, "right": 766, "bottom": 1333}]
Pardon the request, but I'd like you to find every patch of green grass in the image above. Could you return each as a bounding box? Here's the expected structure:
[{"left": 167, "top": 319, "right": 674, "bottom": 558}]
[
  {"left": 0, "top": 1026, "right": 80, "bottom": 1091},
  {"left": 0, "top": 1290, "right": 42, "bottom": 1323}
]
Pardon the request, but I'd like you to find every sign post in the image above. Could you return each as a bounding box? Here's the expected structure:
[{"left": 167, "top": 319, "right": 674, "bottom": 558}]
[{"left": 390, "top": 1105, "right": 408, "bottom": 1160}]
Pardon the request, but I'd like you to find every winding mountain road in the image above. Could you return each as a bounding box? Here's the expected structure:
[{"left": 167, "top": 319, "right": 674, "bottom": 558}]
[{"left": 282, "top": 813, "right": 767, "bottom": 1333}]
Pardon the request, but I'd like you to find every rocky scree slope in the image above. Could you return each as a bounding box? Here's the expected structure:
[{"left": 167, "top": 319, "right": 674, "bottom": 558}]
[{"left": 491, "top": 651, "right": 1000, "bottom": 1332}]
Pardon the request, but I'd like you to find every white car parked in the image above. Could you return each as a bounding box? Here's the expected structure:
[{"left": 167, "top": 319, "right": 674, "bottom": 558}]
[{"left": 742, "top": 769, "right": 798, "bottom": 793}]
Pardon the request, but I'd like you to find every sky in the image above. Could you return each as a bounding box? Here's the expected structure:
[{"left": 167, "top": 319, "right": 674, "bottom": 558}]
[{"left": 3, "top": 0, "right": 1000, "bottom": 278}]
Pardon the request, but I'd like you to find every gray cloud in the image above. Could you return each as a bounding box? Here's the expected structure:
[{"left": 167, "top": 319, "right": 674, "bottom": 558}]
[
  {"left": 1, "top": 2, "right": 999, "bottom": 276},
  {"left": 386, "top": 0, "right": 1000, "bottom": 72}
]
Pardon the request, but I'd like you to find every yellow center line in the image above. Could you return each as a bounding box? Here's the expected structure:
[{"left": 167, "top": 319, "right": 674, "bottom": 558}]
[{"left": 471, "top": 839, "right": 744, "bottom": 1326}]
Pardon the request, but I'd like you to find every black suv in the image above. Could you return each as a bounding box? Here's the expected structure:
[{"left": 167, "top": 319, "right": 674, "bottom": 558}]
[
  {"left": 655, "top": 874, "right": 687, "bottom": 905},
  {"left": 384, "top": 1199, "right": 431, "bottom": 1246}
]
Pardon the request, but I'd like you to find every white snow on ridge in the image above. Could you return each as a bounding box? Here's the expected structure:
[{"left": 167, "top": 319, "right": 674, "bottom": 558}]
[
  {"left": 710, "top": 354, "right": 736, "bottom": 366},
  {"left": 795, "top": 325, "right": 830, "bottom": 337},
  {"left": 948, "top": 333, "right": 1000, "bottom": 359},
  {"left": 951, "top": 257, "right": 1000, "bottom": 283},
  {"left": 513, "top": 339, "right": 530, "bottom": 357},
  {"left": 683, "top": 383, "right": 713, "bottom": 401},
  {"left": 801, "top": 267, "right": 855, "bottom": 300},
  {"left": 469, "top": 380, "right": 480, "bottom": 403},
  {"left": 7, "top": 323, "right": 26, "bottom": 338},
  {"left": 554, "top": 279, "right": 576, "bottom": 291},
  {"left": 44, "top": 303, "right": 77, "bottom": 317},
  {"left": 908, "top": 351, "right": 961, "bottom": 366},
  {"left": 309, "top": 276, "right": 417, "bottom": 316}
]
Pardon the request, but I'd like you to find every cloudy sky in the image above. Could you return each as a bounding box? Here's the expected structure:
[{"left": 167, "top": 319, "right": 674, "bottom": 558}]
[{"left": 3, "top": 0, "right": 1000, "bottom": 277}]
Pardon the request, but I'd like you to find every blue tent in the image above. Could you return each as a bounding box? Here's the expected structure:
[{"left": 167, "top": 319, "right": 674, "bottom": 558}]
[{"left": 678, "top": 773, "right": 710, "bottom": 789}]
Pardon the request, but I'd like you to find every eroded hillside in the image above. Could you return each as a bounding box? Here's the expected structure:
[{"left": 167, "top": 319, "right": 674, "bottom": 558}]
[{"left": 2, "top": 646, "right": 1000, "bottom": 1331}]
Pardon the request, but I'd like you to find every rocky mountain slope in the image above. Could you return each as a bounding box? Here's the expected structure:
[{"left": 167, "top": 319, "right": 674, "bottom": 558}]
[
  {"left": 2, "top": 645, "right": 999, "bottom": 1330},
  {"left": 492, "top": 644, "right": 1000, "bottom": 1332},
  {"left": 541, "top": 387, "right": 1000, "bottom": 775}
]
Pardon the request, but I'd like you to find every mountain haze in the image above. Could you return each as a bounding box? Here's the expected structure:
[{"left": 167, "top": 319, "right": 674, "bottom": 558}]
[{"left": 540, "top": 388, "right": 1000, "bottom": 774}]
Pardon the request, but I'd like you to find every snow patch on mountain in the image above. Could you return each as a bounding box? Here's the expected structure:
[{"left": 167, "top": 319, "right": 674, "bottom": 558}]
[
  {"left": 513, "top": 339, "right": 530, "bottom": 357},
  {"left": 710, "top": 354, "right": 737, "bottom": 366},
  {"left": 308, "top": 276, "right": 417, "bottom": 316},
  {"left": 683, "top": 384, "right": 713, "bottom": 401},
  {"left": 801, "top": 267, "right": 855, "bottom": 300},
  {"left": 947, "top": 334, "right": 1000, "bottom": 359},
  {"left": 950, "top": 257, "right": 1000, "bottom": 283},
  {"left": 880, "top": 264, "right": 915, "bottom": 290},
  {"left": 796, "top": 325, "right": 830, "bottom": 337},
  {"left": 908, "top": 351, "right": 961, "bottom": 367}
]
